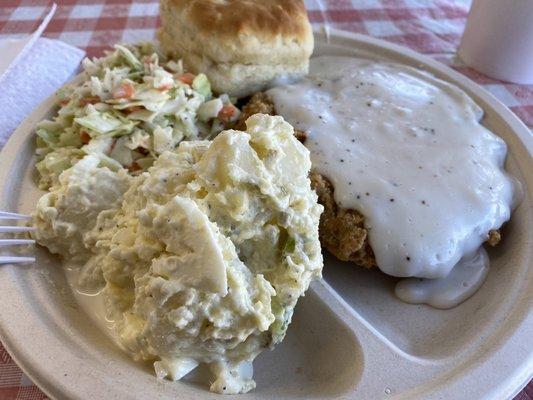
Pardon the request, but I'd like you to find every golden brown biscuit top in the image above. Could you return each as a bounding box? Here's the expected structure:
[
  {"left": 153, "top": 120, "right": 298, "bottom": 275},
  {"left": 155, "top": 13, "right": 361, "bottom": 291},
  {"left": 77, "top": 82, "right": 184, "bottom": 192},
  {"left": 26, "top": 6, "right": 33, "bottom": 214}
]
[{"left": 169, "top": 0, "right": 311, "bottom": 40}]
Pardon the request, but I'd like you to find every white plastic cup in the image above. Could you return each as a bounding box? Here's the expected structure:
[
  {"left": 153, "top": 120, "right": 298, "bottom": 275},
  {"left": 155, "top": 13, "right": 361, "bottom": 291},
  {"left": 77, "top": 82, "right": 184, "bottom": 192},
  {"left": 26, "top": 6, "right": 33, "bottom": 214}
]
[{"left": 458, "top": 0, "right": 533, "bottom": 84}]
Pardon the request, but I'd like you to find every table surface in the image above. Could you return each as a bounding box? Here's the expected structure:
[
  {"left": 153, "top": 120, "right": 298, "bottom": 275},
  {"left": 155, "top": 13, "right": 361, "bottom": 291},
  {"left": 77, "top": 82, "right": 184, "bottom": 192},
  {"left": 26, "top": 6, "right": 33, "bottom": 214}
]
[{"left": 0, "top": 1, "right": 531, "bottom": 399}]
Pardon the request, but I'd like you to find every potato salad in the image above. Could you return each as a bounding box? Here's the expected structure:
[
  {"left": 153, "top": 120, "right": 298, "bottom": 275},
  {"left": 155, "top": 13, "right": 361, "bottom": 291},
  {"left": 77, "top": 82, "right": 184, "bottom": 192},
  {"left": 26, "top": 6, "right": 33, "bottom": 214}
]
[{"left": 33, "top": 114, "right": 323, "bottom": 394}]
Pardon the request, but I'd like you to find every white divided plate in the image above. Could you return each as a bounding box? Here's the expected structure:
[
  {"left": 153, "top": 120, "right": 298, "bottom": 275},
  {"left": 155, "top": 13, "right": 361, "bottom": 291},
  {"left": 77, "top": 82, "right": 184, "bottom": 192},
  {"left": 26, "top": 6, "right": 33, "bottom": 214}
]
[{"left": 0, "top": 29, "right": 531, "bottom": 400}]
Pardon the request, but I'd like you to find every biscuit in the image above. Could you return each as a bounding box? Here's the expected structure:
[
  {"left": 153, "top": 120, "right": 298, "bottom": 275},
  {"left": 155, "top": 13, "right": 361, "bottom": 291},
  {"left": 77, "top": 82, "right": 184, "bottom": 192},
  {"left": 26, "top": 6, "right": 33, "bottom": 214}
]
[{"left": 158, "top": 0, "right": 314, "bottom": 97}]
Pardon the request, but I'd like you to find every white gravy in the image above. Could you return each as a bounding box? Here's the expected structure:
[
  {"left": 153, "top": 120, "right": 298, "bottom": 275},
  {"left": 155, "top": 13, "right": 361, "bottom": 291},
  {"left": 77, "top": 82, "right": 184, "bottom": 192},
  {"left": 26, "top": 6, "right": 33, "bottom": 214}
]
[
  {"left": 267, "top": 56, "right": 517, "bottom": 307},
  {"left": 395, "top": 248, "right": 489, "bottom": 309}
]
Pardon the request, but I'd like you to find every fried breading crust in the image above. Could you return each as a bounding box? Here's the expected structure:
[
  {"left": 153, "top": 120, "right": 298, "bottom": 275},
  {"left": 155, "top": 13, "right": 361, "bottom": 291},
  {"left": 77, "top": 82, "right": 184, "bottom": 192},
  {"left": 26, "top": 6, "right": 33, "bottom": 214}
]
[
  {"left": 487, "top": 229, "right": 501, "bottom": 247},
  {"left": 310, "top": 173, "right": 376, "bottom": 267},
  {"left": 237, "top": 92, "right": 501, "bottom": 269},
  {"left": 235, "top": 92, "right": 307, "bottom": 142},
  {"left": 235, "top": 93, "right": 275, "bottom": 131}
]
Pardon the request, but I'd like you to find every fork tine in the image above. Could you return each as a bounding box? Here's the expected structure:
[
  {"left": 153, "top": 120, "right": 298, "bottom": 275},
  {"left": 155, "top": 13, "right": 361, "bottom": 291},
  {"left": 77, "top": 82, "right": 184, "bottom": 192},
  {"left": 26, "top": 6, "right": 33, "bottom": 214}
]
[
  {"left": 0, "top": 239, "right": 35, "bottom": 245},
  {"left": 0, "top": 226, "right": 35, "bottom": 233},
  {"left": 0, "top": 256, "right": 35, "bottom": 264},
  {"left": 0, "top": 212, "right": 31, "bottom": 220}
]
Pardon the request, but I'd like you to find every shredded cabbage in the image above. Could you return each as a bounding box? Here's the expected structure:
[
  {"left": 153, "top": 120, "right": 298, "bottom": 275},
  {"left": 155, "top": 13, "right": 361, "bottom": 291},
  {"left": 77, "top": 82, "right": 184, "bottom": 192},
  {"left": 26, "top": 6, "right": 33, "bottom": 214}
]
[{"left": 35, "top": 43, "right": 238, "bottom": 189}]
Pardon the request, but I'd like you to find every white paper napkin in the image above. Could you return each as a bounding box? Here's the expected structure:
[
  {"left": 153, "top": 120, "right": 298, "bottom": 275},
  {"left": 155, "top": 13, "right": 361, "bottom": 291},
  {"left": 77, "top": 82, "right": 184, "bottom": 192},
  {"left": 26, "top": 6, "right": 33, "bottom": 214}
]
[
  {"left": 0, "top": 4, "right": 56, "bottom": 81},
  {"left": 0, "top": 8, "right": 85, "bottom": 148}
]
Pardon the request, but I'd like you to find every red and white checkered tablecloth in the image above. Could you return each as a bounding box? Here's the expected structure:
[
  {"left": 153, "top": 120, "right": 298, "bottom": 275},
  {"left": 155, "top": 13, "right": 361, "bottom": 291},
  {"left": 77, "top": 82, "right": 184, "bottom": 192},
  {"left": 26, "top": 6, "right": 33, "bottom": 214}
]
[{"left": 0, "top": 1, "right": 531, "bottom": 399}]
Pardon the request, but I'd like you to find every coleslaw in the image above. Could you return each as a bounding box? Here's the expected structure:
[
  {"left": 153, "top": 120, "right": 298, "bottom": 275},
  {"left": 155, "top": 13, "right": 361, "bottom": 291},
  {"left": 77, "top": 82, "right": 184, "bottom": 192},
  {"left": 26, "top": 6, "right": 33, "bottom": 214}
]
[{"left": 35, "top": 43, "right": 240, "bottom": 189}]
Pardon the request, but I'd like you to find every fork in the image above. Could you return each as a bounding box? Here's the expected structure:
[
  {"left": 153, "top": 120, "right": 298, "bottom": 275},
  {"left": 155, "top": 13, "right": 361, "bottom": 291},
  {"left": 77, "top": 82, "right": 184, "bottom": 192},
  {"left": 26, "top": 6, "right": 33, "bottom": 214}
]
[{"left": 0, "top": 211, "right": 35, "bottom": 264}]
